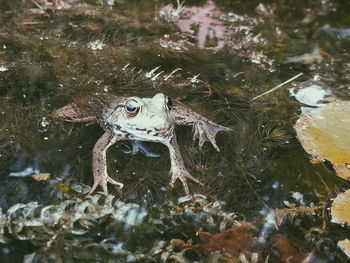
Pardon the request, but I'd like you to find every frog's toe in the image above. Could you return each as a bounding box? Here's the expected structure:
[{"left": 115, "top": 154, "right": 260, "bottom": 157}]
[
  {"left": 106, "top": 176, "right": 124, "bottom": 189},
  {"left": 169, "top": 170, "right": 203, "bottom": 195},
  {"left": 89, "top": 180, "right": 108, "bottom": 195},
  {"left": 193, "top": 121, "right": 232, "bottom": 152},
  {"left": 89, "top": 176, "right": 123, "bottom": 195},
  {"left": 179, "top": 179, "right": 190, "bottom": 196}
]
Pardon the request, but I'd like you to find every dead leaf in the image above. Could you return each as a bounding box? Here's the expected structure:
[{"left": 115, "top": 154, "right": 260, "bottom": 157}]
[
  {"left": 338, "top": 239, "right": 350, "bottom": 258},
  {"left": 294, "top": 100, "right": 350, "bottom": 181},
  {"left": 331, "top": 189, "right": 350, "bottom": 225}
]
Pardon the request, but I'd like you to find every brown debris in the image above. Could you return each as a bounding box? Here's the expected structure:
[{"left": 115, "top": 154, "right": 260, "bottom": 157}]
[
  {"left": 183, "top": 222, "right": 255, "bottom": 256},
  {"left": 275, "top": 204, "right": 324, "bottom": 226},
  {"left": 181, "top": 223, "right": 317, "bottom": 262},
  {"left": 272, "top": 235, "right": 309, "bottom": 263}
]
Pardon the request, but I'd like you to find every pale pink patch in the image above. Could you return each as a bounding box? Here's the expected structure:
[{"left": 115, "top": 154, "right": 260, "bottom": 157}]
[{"left": 176, "top": 1, "right": 229, "bottom": 51}]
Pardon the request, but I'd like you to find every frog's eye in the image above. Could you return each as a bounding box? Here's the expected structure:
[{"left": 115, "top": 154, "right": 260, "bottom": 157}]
[
  {"left": 125, "top": 99, "right": 140, "bottom": 117},
  {"left": 166, "top": 97, "right": 173, "bottom": 109}
]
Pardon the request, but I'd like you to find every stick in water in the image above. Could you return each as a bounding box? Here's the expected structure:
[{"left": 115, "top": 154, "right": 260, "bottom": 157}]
[{"left": 251, "top": 73, "right": 303, "bottom": 101}]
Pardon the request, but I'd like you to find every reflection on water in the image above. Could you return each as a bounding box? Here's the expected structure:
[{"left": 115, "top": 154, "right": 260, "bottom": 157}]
[
  {"left": 1, "top": 0, "right": 350, "bottom": 262},
  {"left": 176, "top": 1, "right": 228, "bottom": 51}
]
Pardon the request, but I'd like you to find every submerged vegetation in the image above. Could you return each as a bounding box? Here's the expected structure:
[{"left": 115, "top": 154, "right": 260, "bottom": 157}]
[{"left": 0, "top": 0, "right": 350, "bottom": 262}]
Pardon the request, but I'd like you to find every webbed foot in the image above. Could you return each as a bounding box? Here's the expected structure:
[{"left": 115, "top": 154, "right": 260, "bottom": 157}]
[
  {"left": 193, "top": 120, "right": 232, "bottom": 151},
  {"left": 171, "top": 102, "right": 232, "bottom": 151}
]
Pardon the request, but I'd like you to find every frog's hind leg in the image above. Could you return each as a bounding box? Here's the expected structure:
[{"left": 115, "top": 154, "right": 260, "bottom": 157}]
[{"left": 53, "top": 103, "right": 96, "bottom": 125}]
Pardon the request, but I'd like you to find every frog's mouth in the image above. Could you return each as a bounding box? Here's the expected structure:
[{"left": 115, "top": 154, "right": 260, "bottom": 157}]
[
  {"left": 154, "top": 125, "right": 173, "bottom": 136},
  {"left": 123, "top": 124, "right": 174, "bottom": 142}
]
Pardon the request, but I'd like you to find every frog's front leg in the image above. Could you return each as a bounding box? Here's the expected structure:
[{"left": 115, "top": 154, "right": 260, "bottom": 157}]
[
  {"left": 90, "top": 131, "right": 125, "bottom": 195},
  {"left": 162, "top": 134, "right": 203, "bottom": 195},
  {"left": 171, "top": 102, "right": 232, "bottom": 151}
]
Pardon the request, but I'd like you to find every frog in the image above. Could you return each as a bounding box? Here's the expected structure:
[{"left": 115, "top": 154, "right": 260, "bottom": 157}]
[{"left": 53, "top": 93, "right": 231, "bottom": 195}]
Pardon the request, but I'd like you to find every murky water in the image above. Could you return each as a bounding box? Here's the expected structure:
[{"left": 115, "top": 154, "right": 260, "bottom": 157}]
[{"left": 1, "top": 0, "right": 350, "bottom": 262}]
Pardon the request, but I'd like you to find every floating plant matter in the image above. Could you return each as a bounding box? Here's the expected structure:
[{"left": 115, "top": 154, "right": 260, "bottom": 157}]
[
  {"left": 338, "top": 239, "right": 350, "bottom": 259},
  {"left": 1, "top": 0, "right": 350, "bottom": 261},
  {"left": 289, "top": 79, "right": 333, "bottom": 111},
  {"left": 331, "top": 189, "right": 350, "bottom": 226},
  {"left": 294, "top": 100, "right": 350, "bottom": 181}
]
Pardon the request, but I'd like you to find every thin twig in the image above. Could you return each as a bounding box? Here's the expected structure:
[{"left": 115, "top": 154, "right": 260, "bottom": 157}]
[
  {"left": 31, "top": 0, "right": 44, "bottom": 10},
  {"left": 251, "top": 73, "right": 303, "bottom": 101}
]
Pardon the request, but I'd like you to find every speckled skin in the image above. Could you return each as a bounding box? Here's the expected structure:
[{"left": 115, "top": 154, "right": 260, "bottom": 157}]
[{"left": 54, "top": 93, "right": 231, "bottom": 195}]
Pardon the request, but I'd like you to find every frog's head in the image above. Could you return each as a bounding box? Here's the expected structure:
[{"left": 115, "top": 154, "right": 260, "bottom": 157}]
[{"left": 106, "top": 93, "right": 175, "bottom": 142}]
